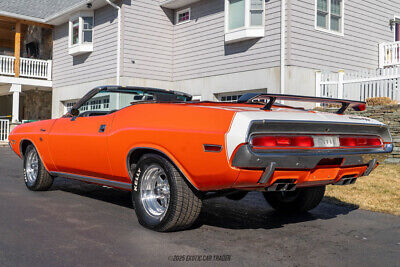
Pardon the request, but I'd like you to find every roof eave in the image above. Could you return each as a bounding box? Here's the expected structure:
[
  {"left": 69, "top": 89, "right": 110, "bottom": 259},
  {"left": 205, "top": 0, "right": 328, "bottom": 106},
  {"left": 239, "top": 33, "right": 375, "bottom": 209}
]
[
  {"left": 160, "top": 0, "right": 201, "bottom": 9},
  {"left": 45, "top": 0, "right": 110, "bottom": 25},
  {"left": 0, "top": 10, "right": 46, "bottom": 23}
]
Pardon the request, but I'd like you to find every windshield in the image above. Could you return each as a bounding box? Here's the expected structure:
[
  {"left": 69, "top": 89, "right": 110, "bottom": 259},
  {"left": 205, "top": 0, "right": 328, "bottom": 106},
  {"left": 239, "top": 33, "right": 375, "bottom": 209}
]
[{"left": 74, "top": 88, "right": 191, "bottom": 114}]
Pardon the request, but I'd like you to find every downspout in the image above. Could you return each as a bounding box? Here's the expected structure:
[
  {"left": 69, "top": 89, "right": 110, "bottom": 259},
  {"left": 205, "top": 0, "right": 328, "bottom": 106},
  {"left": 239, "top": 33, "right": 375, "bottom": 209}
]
[
  {"left": 105, "top": 0, "right": 121, "bottom": 85},
  {"left": 280, "top": 0, "right": 286, "bottom": 95}
]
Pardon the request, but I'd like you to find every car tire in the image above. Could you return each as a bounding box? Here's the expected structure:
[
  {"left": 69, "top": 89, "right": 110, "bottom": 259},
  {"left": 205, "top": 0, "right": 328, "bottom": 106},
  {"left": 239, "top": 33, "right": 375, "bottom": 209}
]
[
  {"left": 23, "top": 144, "right": 54, "bottom": 191},
  {"left": 262, "top": 186, "right": 325, "bottom": 213},
  {"left": 132, "top": 153, "right": 202, "bottom": 232}
]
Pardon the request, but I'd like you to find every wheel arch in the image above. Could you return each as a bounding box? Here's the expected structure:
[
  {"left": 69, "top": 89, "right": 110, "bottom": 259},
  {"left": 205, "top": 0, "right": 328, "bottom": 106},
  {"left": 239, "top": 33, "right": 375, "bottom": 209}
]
[
  {"left": 19, "top": 139, "right": 35, "bottom": 158},
  {"left": 19, "top": 138, "right": 51, "bottom": 173},
  {"left": 126, "top": 146, "right": 200, "bottom": 191}
]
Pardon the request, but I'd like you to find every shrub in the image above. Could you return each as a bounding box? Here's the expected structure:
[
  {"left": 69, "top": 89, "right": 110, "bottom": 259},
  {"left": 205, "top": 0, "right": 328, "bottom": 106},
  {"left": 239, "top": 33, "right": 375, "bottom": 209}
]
[{"left": 366, "top": 97, "right": 398, "bottom": 106}]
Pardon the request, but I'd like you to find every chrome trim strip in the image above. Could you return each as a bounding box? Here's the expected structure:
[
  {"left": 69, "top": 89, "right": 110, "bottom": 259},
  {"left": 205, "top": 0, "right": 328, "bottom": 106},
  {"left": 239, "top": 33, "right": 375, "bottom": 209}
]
[
  {"left": 249, "top": 146, "right": 391, "bottom": 157},
  {"left": 50, "top": 172, "right": 132, "bottom": 190},
  {"left": 246, "top": 120, "right": 392, "bottom": 144}
]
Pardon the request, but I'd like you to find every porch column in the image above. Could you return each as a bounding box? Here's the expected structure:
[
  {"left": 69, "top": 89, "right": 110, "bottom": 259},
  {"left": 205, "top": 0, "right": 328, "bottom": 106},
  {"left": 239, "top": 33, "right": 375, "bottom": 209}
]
[
  {"left": 10, "top": 84, "right": 21, "bottom": 123},
  {"left": 14, "top": 21, "right": 21, "bottom": 77}
]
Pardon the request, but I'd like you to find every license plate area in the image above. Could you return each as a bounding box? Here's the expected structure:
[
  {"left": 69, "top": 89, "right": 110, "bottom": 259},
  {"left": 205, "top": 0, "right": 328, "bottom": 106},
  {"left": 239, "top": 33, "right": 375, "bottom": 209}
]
[{"left": 312, "top": 135, "right": 340, "bottom": 148}]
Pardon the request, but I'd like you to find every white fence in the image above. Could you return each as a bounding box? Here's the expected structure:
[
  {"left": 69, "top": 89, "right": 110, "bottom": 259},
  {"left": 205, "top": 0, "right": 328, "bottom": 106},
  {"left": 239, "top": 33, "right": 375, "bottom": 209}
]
[
  {"left": 0, "top": 55, "right": 52, "bottom": 80},
  {"left": 0, "top": 120, "right": 10, "bottom": 142},
  {"left": 316, "top": 67, "right": 400, "bottom": 101},
  {"left": 379, "top": 41, "right": 400, "bottom": 68}
]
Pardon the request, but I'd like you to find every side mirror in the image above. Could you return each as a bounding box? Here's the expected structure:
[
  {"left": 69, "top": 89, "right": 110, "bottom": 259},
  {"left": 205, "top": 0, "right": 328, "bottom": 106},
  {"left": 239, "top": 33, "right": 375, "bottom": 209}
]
[{"left": 70, "top": 108, "right": 80, "bottom": 117}]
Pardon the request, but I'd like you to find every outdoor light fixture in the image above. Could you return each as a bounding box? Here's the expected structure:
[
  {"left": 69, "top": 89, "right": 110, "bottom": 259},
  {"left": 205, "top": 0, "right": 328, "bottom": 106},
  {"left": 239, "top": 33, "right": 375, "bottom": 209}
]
[{"left": 389, "top": 18, "right": 400, "bottom": 28}]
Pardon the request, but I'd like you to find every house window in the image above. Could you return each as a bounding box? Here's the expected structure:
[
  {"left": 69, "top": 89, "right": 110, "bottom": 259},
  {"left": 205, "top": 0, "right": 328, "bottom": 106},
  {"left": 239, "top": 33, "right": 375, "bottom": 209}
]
[
  {"left": 220, "top": 94, "right": 243, "bottom": 102},
  {"left": 72, "top": 19, "right": 79, "bottom": 45},
  {"left": 176, "top": 8, "right": 190, "bottom": 24},
  {"left": 68, "top": 11, "right": 94, "bottom": 56},
  {"left": 225, "top": 0, "right": 265, "bottom": 43},
  {"left": 228, "top": 0, "right": 245, "bottom": 30},
  {"left": 83, "top": 17, "right": 93, "bottom": 43},
  {"left": 316, "top": 0, "right": 344, "bottom": 35},
  {"left": 66, "top": 101, "right": 77, "bottom": 111}
]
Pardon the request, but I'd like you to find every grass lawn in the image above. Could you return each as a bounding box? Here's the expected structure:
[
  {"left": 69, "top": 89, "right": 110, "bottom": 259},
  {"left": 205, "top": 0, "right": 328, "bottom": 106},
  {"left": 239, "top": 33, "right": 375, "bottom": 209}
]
[{"left": 324, "top": 164, "right": 400, "bottom": 216}]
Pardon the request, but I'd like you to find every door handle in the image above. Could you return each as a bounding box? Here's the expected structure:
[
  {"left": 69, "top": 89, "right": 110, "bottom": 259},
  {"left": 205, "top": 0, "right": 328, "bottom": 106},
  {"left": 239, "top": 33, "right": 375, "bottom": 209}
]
[{"left": 99, "top": 124, "right": 106, "bottom": 133}]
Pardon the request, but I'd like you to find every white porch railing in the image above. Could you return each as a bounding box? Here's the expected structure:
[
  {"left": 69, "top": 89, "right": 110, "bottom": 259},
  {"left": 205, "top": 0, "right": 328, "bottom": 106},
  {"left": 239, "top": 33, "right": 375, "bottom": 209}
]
[
  {"left": 0, "top": 119, "right": 10, "bottom": 142},
  {"left": 316, "top": 67, "right": 400, "bottom": 101},
  {"left": 379, "top": 41, "right": 400, "bottom": 68},
  {"left": 0, "top": 55, "right": 15, "bottom": 76},
  {"left": 0, "top": 55, "right": 52, "bottom": 80}
]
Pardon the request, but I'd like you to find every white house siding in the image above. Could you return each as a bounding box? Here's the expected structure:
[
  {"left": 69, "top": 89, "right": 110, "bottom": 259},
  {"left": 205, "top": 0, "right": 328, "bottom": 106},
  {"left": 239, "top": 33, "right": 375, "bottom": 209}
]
[
  {"left": 52, "top": 4, "right": 118, "bottom": 88},
  {"left": 288, "top": 0, "right": 400, "bottom": 72},
  {"left": 173, "top": 0, "right": 282, "bottom": 81},
  {"left": 122, "top": 0, "right": 174, "bottom": 81}
]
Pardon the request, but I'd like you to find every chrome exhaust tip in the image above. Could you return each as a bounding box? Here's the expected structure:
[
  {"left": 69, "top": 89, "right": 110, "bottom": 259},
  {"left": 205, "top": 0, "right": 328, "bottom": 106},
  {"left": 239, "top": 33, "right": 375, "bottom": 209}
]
[
  {"left": 334, "top": 177, "right": 357, "bottom": 185},
  {"left": 266, "top": 179, "right": 297, "bottom": 192}
]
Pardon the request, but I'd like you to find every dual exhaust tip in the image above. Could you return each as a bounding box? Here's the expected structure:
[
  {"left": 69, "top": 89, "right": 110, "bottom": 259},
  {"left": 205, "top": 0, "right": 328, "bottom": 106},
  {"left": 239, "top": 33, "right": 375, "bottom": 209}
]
[
  {"left": 266, "top": 175, "right": 358, "bottom": 192},
  {"left": 334, "top": 176, "right": 357, "bottom": 185},
  {"left": 266, "top": 179, "right": 297, "bottom": 192}
]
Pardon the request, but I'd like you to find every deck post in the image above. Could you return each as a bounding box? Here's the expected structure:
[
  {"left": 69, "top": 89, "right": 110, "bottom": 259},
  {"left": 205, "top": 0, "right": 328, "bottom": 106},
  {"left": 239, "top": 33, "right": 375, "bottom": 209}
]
[
  {"left": 338, "top": 70, "right": 344, "bottom": 99},
  {"left": 14, "top": 22, "right": 21, "bottom": 77},
  {"left": 10, "top": 84, "right": 21, "bottom": 123}
]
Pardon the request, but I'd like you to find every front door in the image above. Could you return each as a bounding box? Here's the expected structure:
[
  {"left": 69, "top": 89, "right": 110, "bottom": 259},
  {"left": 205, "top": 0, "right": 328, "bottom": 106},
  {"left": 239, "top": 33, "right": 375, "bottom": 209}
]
[{"left": 48, "top": 113, "right": 115, "bottom": 179}]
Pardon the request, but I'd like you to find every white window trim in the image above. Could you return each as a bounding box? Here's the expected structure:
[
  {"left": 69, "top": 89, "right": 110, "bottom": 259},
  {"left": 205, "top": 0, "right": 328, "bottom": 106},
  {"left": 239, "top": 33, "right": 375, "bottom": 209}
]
[
  {"left": 224, "top": 0, "right": 266, "bottom": 43},
  {"left": 68, "top": 11, "right": 94, "bottom": 56},
  {"left": 314, "top": 0, "right": 345, "bottom": 36},
  {"left": 176, "top": 8, "right": 191, "bottom": 25}
]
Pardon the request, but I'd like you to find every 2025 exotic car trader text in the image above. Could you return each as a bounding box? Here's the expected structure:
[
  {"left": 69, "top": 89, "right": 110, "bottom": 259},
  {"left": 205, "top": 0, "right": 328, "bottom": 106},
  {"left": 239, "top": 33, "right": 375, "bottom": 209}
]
[{"left": 8, "top": 86, "right": 393, "bottom": 232}]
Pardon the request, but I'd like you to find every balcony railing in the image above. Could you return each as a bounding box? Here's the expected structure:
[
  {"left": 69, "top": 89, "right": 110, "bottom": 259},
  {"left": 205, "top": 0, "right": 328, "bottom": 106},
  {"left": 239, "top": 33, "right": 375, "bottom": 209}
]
[
  {"left": 379, "top": 41, "right": 400, "bottom": 68},
  {"left": 0, "top": 55, "right": 52, "bottom": 80}
]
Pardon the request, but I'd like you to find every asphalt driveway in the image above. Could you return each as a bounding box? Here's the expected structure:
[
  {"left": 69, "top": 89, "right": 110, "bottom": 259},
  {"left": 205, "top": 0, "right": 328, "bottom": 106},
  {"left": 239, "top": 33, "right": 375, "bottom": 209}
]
[{"left": 0, "top": 147, "right": 399, "bottom": 266}]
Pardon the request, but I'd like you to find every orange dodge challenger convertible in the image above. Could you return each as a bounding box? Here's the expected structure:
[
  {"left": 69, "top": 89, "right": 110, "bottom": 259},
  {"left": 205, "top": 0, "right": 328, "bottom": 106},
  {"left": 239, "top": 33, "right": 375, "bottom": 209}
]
[{"left": 8, "top": 86, "right": 393, "bottom": 232}]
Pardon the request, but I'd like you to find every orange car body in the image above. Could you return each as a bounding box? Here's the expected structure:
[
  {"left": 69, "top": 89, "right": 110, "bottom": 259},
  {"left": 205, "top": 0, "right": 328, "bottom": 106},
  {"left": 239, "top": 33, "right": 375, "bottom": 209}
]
[{"left": 8, "top": 93, "right": 393, "bottom": 192}]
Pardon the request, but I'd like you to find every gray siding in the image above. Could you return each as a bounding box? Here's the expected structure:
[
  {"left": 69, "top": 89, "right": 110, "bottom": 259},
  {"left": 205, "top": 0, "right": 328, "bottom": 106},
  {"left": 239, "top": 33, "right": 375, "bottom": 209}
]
[
  {"left": 288, "top": 0, "right": 399, "bottom": 71},
  {"left": 173, "top": 0, "right": 281, "bottom": 81},
  {"left": 122, "top": 0, "right": 174, "bottom": 81},
  {"left": 52, "top": 5, "right": 118, "bottom": 88}
]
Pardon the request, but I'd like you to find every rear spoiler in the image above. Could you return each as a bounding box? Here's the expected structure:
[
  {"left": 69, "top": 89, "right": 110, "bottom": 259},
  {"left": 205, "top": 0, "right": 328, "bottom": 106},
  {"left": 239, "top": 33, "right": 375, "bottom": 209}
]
[{"left": 237, "top": 93, "right": 366, "bottom": 114}]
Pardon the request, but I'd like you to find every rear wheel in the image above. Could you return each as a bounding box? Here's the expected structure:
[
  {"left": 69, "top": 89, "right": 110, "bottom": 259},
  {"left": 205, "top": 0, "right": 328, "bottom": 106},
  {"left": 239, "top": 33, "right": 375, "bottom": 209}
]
[
  {"left": 132, "top": 154, "right": 202, "bottom": 232},
  {"left": 23, "top": 144, "right": 53, "bottom": 191},
  {"left": 262, "top": 186, "right": 325, "bottom": 213}
]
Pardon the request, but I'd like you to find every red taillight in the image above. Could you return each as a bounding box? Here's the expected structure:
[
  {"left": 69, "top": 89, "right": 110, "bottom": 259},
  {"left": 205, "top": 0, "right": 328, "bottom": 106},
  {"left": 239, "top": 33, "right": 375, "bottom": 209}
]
[
  {"left": 251, "top": 136, "right": 314, "bottom": 148},
  {"left": 251, "top": 135, "right": 382, "bottom": 149},
  {"left": 356, "top": 138, "right": 368, "bottom": 146},
  {"left": 340, "top": 137, "right": 356, "bottom": 146},
  {"left": 293, "top": 136, "right": 314, "bottom": 147},
  {"left": 252, "top": 136, "right": 276, "bottom": 147},
  {"left": 340, "top": 137, "right": 382, "bottom": 147},
  {"left": 276, "top": 136, "right": 291, "bottom": 146},
  {"left": 367, "top": 138, "right": 382, "bottom": 146}
]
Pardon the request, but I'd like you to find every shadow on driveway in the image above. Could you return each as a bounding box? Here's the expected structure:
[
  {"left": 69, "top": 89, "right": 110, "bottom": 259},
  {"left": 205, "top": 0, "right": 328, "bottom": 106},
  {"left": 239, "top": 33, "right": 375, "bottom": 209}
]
[{"left": 50, "top": 177, "right": 359, "bottom": 231}]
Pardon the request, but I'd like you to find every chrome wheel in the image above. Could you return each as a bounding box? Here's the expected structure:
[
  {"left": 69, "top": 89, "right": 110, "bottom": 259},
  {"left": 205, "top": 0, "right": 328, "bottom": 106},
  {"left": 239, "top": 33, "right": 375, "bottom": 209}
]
[
  {"left": 25, "top": 148, "right": 39, "bottom": 184},
  {"left": 140, "top": 164, "right": 170, "bottom": 220}
]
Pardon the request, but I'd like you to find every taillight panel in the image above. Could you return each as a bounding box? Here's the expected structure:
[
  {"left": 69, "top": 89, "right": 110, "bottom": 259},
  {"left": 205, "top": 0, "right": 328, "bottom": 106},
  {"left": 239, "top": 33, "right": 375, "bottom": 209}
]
[{"left": 250, "top": 135, "right": 383, "bottom": 150}]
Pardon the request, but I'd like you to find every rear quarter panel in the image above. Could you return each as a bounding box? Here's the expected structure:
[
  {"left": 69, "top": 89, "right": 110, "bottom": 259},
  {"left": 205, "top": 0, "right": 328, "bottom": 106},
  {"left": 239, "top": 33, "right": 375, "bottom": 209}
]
[{"left": 108, "top": 104, "right": 239, "bottom": 190}]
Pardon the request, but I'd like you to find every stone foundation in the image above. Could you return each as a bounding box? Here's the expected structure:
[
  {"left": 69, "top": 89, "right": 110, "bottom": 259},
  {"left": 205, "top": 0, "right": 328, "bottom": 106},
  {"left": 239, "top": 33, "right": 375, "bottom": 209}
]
[
  {"left": 345, "top": 105, "right": 400, "bottom": 164},
  {"left": 21, "top": 90, "right": 52, "bottom": 120}
]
